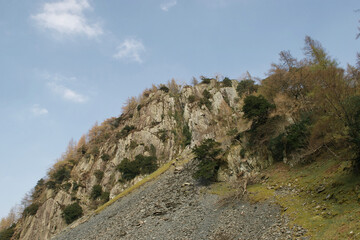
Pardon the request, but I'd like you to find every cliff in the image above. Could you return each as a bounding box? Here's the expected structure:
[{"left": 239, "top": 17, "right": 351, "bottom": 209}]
[{"left": 13, "top": 79, "right": 268, "bottom": 240}]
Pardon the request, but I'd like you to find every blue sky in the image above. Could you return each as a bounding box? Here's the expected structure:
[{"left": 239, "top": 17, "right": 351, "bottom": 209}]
[{"left": 0, "top": 0, "right": 359, "bottom": 218}]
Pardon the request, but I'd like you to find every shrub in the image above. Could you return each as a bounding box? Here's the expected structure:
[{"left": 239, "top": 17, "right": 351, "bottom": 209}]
[
  {"left": 136, "top": 155, "right": 158, "bottom": 175},
  {"left": 62, "top": 182, "right": 72, "bottom": 192},
  {"left": 118, "top": 125, "right": 135, "bottom": 138},
  {"left": 94, "top": 170, "right": 104, "bottom": 181},
  {"left": 344, "top": 95, "right": 360, "bottom": 172},
  {"left": 23, "top": 203, "right": 39, "bottom": 217},
  {"left": 101, "top": 153, "right": 110, "bottom": 161},
  {"left": 117, "top": 158, "right": 140, "bottom": 181},
  {"left": 150, "top": 144, "right": 157, "bottom": 157},
  {"left": 200, "top": 76, "right": 211, "bottom": 84},
  {"left": 52, "top": 166, "right": 70, "bottom": 184},
  {"left": 72, "top": 182, "right": 79, "bottom": 192},
  {"left": 203, "top": 89, "right": 212, "bottom": 99},
  {"left": 157, "top": 129, "right": 167, "bottom": 142},
  {"left": 46, "top": 180, "right": 56, "bottom": 189},
  {"left": 268, "top": 118, "right": 310, "bottom": 162},
  {"left": 63, "top": 202, "right": 83, "bottom": 224},
  {"left": 236, "top": 79, "right": 258, "bottom": 97},
  {"left": 117, "top": 155, "right": 158, "bottom": 181},
  {"left": 182, "top": 124, "right": 192, "bottom": 147},
  {"left": 222, "top": 77, "right": 232, "bottom": 87},
  {"left": 159, "top": 85, "right": 169, "bottom": 93},
  {"left": 234, "top": 132, "right": 244, "bottom": 142},
  {"left": 137, "top": 104, "right": 142, "bottom": 111},
  {"left": 90, "top": 185, "right": 103, "bottom": 200},
  {"left": 32, "top": 178, "right": 45, "bottom": 199},
  {"left": 129, "top": 140, "right": 138, "bottom": 150},
  {"left": 242, "top": 95, "right": 275, "bottom": 128},
  {"left": 101, "top": 192, "right": 110, "bottom": 202},
  {"left": 200, "top": 90, "right": 212, "bottom": 110},
  {"left": 240, "top": 148, "right": 246, "bottom": 159},
  {"left": 285, "top": 119, "right": 310, "bottom": 153},
  {"left": 0, "top": 224, "right": 15, "bottom": 240},
  {"left": 188, "top": 95, "right": 196, "bottom": 103},
  {"left": 268, "top": 133, "right": 285, "bottom": 162},
  {"left": 192, "top": 139, "right": 223, "bottom": 184},
  {"left": 89, "top": 146, "right": 100, "bottom": 157},
  {"left": 110, "top": 116, "right": 122, "bottom": 129}
]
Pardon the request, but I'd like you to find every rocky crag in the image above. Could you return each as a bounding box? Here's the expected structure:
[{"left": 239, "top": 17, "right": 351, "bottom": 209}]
[{"left": 13, "top": 79, "right": 282, "bottom": 240}]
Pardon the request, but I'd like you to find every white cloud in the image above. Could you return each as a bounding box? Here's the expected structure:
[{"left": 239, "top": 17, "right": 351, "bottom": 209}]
[
  {"left": 160, "top": 0, "right": 177, "bottom": 11},
  {"left": 40, "top": 72, "right": 89, "bottom": 103},
  {"left": 47, "top": 82, "right": 88, "bottom": 103},
  {"left": 31, "top": 104, "right": 49, "bottom": 116},
  {"left": 114, "top": 38, "right": 145, "bottom": 63},
  {"left": 31, "top": 0, "right": 102, "bottom": 38}
]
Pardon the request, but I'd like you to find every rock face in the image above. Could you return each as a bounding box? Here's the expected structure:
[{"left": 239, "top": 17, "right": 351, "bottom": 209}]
[
  {"left": 13, "top": 80, "right": 274, "bottom": 240},
  {"left": 53, "top": 160, "right": 306, "bottom": 240}
]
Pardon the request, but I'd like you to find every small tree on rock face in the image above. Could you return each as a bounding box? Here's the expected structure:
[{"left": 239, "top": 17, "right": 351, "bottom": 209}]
[
  {"left": 52, "top": 166, "right": 70, "bottom": 184},
  {"left": 22, "top": 203, "right": 39, "bottom": 217},
  {"left": 63, "top": 203, "right": 83, "bottom": 224},
  {"left": 222, "top": 77, "right": 232, "bottom": 87},
  {"left": 0, "top": 224, "right": 15, "bottom": 240},
  {"left": 117, "top": 158, "right": 141, "bottom": 181},
  {"left": 192, "top": 139, "right": 223, "bottom": 184},
  {"left": 90, "top": 185, "right": 103, "bottom": 200},
  {"left": 237, "top": 79, "right": 258, "bottom": 97},
  {"left": 242, "top": 95, "right": 275, "bottom": 129}
]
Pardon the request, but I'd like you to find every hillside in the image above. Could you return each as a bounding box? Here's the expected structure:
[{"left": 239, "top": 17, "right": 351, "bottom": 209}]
[
  {"left": 1, "top": 36, "right": 360, "bottom": 240},
  {"left": 10, "top": 79, "right": 258, "bottom": 240},
  {"left": 52, "top": 155, "right": 307, "bottom": 240}
]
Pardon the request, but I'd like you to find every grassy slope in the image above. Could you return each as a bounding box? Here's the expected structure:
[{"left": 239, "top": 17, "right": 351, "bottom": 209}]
[
  {"left": 247, "top": 152, "right": 360, "bottom": 240},
  {"left": 95, "top": 148, "right": 360, "bottom": 239}
]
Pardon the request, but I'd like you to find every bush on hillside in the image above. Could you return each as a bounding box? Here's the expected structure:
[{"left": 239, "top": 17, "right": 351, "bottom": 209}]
[
  {"left": 200, "top": 76, "right": 212, "bottom": 84},
  {"left": 118, "top": 125, "right": 136, "bottom": 138},
  {"left": 46, "top": 180, "right": 56, "bottom": 189},
  {"left": 62, "top": 202, "right": 83, "bottom": 224},
  {"left": 117, "top": 158, "right": 140, "bottom": 181},
  {"left": 101, "top": 191, "right": 110, "bottom": 202},
  {"left": 182, "top": 124, "right": 192, "bottom": 147},
  {"left": 222, "top": 77, "right": 232, "bottom": 87},
  {"left": 199, "top": 90, "right": 212, "bottom": 110},
  {"left": 90, "top": 185, "right": 103, "bottom": 200},
  {"left": 159, "top": 85, "right": 170, "bottom": 93},
  {"left": 268, "top": 133, "right": 285, "bottom": 162},
  {"left": 237, "top": 79, "right": 258, "bottom": 97},
  {"left": 285, "top": 118, "right": 310, "bottom": 153},
  {"left": 242, "top": 95, "right": 275, "bottom": 129},
  {"left": 94, "top": 170, "right": 104, "bottom": 181},
  {"left": 344, "top": 95, "right": 360, "bottom": 172},
  {"left": 192, "top": 139, "right": 223, "bottom": 184},
  {"left": 0, "top": 224, "right": 15, "bottom": 240},
  {"left": 268, "top": 118, "right": 310, "bottom": 162},
  {"left": 101, "top": 153, "right": 110, "bottom": 161},
  {"left": 23, "top": 203, "right": 40, "bottom": 217},
  {"left": 188, "top": 95, "right": 196, "bottom": 103},
  {"left": 137, "top": 155, "right": 158, "bottom": 175},
  {"left": 117, "top": 155, "right": 158, "bottom": 181},
  {"left": 32, "top": 178, "right": 45, "bottom": 200},
  {"left": 52, "top": 166, "right": 70, "bottom": 184}
]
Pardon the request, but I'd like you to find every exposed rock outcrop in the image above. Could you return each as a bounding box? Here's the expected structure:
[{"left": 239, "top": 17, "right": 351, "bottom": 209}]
[{"left": 13, "top": 79, "right": 274, "bottom": 240}]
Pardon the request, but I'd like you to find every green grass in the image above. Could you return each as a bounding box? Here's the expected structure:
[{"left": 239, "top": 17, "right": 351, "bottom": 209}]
[{"left": 247, "top": 153, "right": 360, "bottom": 239}]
